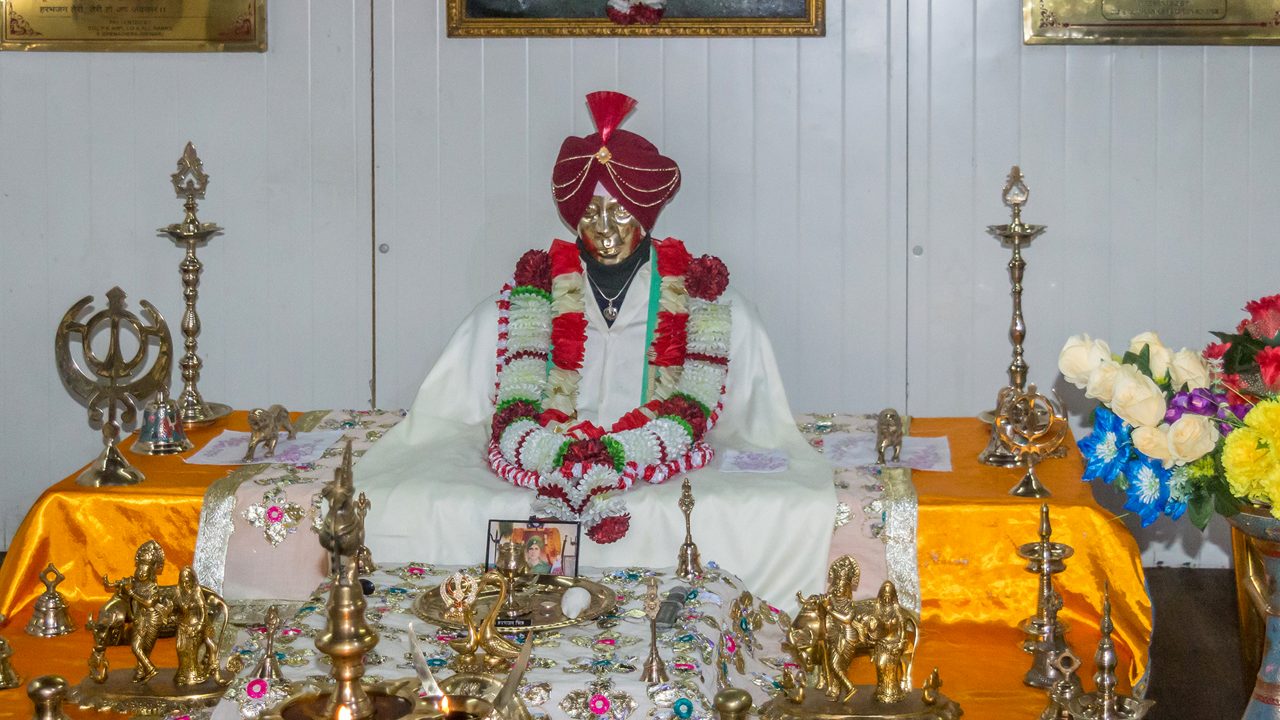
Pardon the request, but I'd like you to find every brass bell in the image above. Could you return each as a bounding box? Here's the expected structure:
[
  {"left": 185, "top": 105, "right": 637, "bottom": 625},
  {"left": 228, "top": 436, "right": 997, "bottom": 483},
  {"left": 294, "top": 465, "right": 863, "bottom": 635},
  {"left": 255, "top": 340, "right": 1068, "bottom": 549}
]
[
  {"left": 0, "top": 615, "right": 19, "bottom": 690},
  {"left": 25, "top": 565, "right": 74, "bottom": 638},
  {"left": 131, "top": 387, "right": 194, "bottom": 455}
]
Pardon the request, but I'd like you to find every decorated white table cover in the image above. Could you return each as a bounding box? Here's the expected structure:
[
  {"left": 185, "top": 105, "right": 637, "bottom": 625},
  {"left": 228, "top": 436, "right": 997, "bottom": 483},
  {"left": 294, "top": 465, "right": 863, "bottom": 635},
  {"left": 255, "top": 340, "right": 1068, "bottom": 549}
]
[
  {"left": 193, "top": 411, "right": 919, "bottom": 615},
  {"left": 210, "top": 563, "right": 805, "bottom": 720}
]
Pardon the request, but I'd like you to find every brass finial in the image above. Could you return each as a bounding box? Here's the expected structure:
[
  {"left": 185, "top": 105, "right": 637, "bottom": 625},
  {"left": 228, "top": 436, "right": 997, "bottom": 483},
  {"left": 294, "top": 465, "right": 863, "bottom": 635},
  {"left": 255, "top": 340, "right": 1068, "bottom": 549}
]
[
  {"left": 713, "top": 687, "right": 753, "bottom": 720},
  {"left": 27, "top": 675, "right": 71, "bottom": 720},
  {"left": 1067, "top": 582, "right": 1154, "bottom": 719},
  {"left": 676, "top": 478, "right": 702, "bottom": 580}
]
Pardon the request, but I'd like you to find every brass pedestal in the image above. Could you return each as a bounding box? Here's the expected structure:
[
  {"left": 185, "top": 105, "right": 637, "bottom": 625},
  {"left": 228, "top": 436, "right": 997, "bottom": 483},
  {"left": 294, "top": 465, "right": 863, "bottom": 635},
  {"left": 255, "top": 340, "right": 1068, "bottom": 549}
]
[
  {"left": 70, "top": 669, "right": 226, "bottom": 715},
  {"left": 1233, "top": 524, "right": 1266, "bottom": 689},
  {"left": 760, "top": 688, "right": 962, "bottom": 720}
]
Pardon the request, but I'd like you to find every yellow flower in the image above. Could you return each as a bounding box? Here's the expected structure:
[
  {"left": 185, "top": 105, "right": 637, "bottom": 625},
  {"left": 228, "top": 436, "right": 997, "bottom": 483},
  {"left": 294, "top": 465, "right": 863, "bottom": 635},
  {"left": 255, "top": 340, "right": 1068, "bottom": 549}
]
[
  {"left": 1223, "top": 428, "right": 1276, "bottom": 502},
  {"left": 1246, "top": 400, "right": 1280, "bottom": 444}
]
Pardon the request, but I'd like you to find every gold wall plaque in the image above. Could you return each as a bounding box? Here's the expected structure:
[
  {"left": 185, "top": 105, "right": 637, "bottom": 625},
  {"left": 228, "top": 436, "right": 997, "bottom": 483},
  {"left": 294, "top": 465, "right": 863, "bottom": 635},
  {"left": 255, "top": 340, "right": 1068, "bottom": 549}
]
[
  {"left": 2, "top": 0, "right": 265, "bottom": 52},
  {"left": 1026, "top": 0, "right": 1280, "bottom": 44},
  {"left": 446, "top": 0, "right": 824, "bottom": 37}
]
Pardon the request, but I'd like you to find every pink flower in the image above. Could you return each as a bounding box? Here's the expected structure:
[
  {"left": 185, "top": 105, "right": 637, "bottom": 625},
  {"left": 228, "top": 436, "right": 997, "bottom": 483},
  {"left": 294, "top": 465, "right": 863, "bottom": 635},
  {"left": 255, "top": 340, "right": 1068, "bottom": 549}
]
[
  {"left": 265, "top": 506, "right": 284, "bottom": 523},
  {"left": 589, "top": 693, "right": 611, "bottom": 715},
  {"left": 245, "top": 678, "right": 269, "bottom": 699},
  {"left": 724, "top": 635, "right": 737, "bottom": 653}
]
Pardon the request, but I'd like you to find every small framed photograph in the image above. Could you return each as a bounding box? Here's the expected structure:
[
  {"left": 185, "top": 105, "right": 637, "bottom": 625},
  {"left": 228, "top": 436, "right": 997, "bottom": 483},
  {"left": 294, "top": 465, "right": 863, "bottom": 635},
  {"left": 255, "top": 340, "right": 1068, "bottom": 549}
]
[{"left": 485, "top": 518, "right": 581, "bottom": 578}]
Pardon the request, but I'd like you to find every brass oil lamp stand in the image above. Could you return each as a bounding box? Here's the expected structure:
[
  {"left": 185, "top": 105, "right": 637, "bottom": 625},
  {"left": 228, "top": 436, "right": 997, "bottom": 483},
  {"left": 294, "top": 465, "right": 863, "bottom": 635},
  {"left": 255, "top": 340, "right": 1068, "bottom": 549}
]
[
  {"left": 1018, "top": 505, "right": 1075, "bottom": 690},
  {"left": 1067, "top": 584, "right": 1154, "bottom": 719},
  {"left": 980, "top": 166, "right": 1047, "bottom": 467},
  {"left": 160, "top": 143, "right": 231, "bottom": 427}
]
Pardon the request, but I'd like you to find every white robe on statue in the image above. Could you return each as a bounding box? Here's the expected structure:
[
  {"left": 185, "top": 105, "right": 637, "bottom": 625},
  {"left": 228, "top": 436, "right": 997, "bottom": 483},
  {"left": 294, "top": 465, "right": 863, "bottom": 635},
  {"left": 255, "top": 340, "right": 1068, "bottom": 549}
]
[{"left": 357, "top": 258, "right": 837, "bottom": 607}]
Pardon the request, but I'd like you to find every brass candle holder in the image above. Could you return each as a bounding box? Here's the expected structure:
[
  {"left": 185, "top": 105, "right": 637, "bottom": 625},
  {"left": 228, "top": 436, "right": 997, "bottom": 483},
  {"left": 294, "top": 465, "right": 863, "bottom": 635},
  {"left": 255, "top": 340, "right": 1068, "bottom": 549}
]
[
  {"left": 159, "top": 142, "right": 231, "bottom": 427},
  {"left": 675, "top": 478, "right": 703, "bottom": 581},
  {"left": 980, "top": 166, "right": 1047, "bottom": 467},
  {"left": 55, "top": 287, "right": 173, "bottom": 486},
  {"left": 1067, "top": 584, "right": 1154, "bottom": 720}
]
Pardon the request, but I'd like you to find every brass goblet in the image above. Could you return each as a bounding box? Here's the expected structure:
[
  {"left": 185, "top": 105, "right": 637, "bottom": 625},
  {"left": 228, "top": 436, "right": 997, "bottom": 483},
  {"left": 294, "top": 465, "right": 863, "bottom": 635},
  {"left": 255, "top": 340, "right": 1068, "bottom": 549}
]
[{"left": 494, "top": 540, "right": 528, "bottom": 620}]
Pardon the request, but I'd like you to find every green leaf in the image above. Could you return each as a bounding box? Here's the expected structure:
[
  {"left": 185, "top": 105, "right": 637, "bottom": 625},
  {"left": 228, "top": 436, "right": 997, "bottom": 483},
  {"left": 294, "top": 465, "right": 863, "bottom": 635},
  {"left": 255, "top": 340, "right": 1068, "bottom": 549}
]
[
  {"left": 1213, "top": 482, "right": 1242, "bottom": 519},
  {"left": 1188, "top": 493, "right": 1214, "bottom": 531},
  {"left": 1214, "top": 331, "right": 1267, "bottom": 374},
  {"left": 1121, "top": 344, "right": 1155, "bottom": 380}
]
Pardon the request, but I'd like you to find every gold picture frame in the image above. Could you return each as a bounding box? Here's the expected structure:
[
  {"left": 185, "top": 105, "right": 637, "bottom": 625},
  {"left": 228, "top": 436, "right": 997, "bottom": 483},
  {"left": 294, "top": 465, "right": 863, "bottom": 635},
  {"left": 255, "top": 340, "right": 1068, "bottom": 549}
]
[
  {"left": 1026, "top": 0, "right": 1280, "bottom": 45},
  {"left": 1, "top": 0, "right": 266, "bottom": 52},
  {"left": 446, "top": 0, "right": 824, "bottom": 37}
]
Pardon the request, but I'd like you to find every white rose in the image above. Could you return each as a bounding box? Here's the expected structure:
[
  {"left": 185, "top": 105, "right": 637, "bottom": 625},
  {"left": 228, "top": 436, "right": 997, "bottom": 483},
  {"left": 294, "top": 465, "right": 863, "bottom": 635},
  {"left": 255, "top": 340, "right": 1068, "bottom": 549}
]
[
  {"left": 1085, "top": 360, "right": 1122, "bottom": 404},
  {"left": 1059, "top": 334, "right": 1113, "bottom": 389},
  {"left": 1109, "top": 364, "right": 1167, "bottom": 428},
  {"left": 1168, "top": 414, "right": 1219, "bottom": 465},
  {"left": 1132, "top": 425, "right": 1174, "bottom": 467},
  {"left": 1169, "top": 348, "right": 1212, "bottom": 390},
  {"left": 1128, "top": 331, "right": 1173, "bottom": 381}
]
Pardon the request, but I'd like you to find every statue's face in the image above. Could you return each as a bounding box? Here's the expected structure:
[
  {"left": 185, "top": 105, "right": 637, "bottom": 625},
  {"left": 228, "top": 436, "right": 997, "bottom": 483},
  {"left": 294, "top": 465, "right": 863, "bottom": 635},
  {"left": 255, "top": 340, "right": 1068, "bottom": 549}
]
[{"left": 578, "top": 195, "right": 643, "bottom": 265}]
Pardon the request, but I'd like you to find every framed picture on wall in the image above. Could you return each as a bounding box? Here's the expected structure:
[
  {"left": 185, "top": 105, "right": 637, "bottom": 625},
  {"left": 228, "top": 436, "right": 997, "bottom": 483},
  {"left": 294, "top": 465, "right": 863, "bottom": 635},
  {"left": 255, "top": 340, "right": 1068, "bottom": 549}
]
[{"left": 446, "top": 0, "right": 824, "bottom": 37}]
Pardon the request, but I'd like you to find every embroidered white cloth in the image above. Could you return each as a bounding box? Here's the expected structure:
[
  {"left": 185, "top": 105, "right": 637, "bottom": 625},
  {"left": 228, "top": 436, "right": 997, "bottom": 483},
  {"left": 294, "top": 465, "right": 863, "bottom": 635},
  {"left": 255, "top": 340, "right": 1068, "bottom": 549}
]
[
  {"left": 209, "top": 563, "right": 802, "bottom": 720},
  {"left": 185, "top": 430, "right": 347, "bottom": 466},
  {"left": 355, "top": 265, "right": 839, "bottom": 608},
  {"left": 823, "top": 432, "right": 953, "bottom": 472}
]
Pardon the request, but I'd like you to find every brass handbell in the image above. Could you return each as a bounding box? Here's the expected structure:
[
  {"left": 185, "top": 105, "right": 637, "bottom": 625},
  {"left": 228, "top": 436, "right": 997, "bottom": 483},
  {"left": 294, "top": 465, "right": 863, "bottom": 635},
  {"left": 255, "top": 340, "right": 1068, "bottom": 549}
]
[
  {"left": 25, "top": 565, "right": 74, "bottom": 638},
  {"left": 131, "top": 387, "right": 194, "bottom": 455}
]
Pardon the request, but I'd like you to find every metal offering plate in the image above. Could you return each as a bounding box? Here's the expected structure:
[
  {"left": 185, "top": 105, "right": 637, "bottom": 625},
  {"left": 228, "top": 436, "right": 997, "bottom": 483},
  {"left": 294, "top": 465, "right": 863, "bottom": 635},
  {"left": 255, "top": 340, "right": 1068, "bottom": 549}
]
[{"left": 415, "top": 575, "right": 617, "bottom": 633}]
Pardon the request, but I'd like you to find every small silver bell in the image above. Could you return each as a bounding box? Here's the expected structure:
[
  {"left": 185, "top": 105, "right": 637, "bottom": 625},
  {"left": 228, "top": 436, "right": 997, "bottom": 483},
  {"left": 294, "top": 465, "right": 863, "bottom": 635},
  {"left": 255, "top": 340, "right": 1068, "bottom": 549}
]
[
  {"left": 131, "top": 387, "right": 194, "bottom": 455},
  {"left": 0, "top": 614, "right": 19, "bottom": 689},
  {"left": 25, "top": 565, "right": 75, "bottom": 638}
]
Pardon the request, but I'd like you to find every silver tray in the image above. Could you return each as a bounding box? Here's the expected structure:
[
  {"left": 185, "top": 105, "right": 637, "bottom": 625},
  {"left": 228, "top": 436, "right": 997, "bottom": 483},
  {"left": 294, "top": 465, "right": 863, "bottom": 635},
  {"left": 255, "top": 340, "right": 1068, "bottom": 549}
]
[{"left": 413, "top": 575, "right": 617, "bottom": 633}]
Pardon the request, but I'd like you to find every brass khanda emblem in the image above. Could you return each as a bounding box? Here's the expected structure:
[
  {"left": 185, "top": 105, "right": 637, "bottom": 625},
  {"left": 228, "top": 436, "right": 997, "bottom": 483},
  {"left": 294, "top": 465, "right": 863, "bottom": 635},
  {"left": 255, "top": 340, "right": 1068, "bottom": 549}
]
[
  {"left": 55, "top": 287, "right": 172, "bottom": 487},
  {"left": 995, "top": 384, "right": 1069, "bottom": 499}
]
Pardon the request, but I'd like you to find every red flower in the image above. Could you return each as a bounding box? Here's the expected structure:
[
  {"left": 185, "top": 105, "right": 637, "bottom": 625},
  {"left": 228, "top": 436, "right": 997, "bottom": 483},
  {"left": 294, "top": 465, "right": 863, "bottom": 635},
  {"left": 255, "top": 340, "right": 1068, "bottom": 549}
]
[
  {"left": 492, "top": 401, "right": 539, "bottom": 443},
  {"left": 632, "top": 5, "right": 664, "bottom": 24},
  {"left": 656, "top": 395, "right": 708, "bottom": 439},
  {"left": 1258, "top": 346, "right": 1280, "bottom": 391},
  {"left": 685, "top": 255, "right": 730, "bottom": 301},
  {"left": 651, "top": 312, "right": 688, "bottom": 367},
  {"left": 538, "top": 408, "right": 571, "bottom": 426},
  {"left": 562, "top": 439, "right": 613, "bottom": 467},
  {"left": 514, "top": 249, "right": 551, "bottom": 291},
  {"left": 1246, "top": 293, "right": 1280, "bottom": 340},
  {"left": 655, "top": 238, "right": 692, "bottom": 277},
  {"left": 587, "top": 514, "right": 631, "bottom": 544},
  {"left": 550, "top": 239, "right": 583, "bottom": 278},
  {"left": 611, "top": 408, "right": 651, "bottom": 432},
  {"left": 551, "top": 313, "right": 588, "bottom": 370},
  {"left": 1204, "top": 342, "right": 1231, "bottom": 361},
  {"left": 568, "top": 420, "right": 606, "bottom": 439},
  {"left": 605, "top": 5, "right": 633, "bottom": 25}
]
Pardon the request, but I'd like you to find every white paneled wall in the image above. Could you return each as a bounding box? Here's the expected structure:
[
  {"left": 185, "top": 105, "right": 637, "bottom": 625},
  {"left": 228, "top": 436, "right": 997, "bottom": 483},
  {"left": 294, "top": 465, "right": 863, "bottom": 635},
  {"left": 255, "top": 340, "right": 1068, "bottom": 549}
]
[
  {"left": 3, "top": 0, "right": 1277, "bottom": 566},
  {"left": 906, "top": 5, "right": 1280, "bottom": 565},
  {"left": 0, "top": 1, "right": 372, "bottom": 546},
  {"left": 371, "top": 1, "right": 907, "bottom": 422}
]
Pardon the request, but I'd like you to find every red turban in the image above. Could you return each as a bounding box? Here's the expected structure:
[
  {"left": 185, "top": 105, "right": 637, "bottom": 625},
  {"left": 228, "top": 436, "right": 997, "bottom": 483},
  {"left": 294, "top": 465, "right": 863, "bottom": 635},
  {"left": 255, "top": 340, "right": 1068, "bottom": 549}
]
[{"left": 552, "top": 91, "right": 681, "bottom": 232}]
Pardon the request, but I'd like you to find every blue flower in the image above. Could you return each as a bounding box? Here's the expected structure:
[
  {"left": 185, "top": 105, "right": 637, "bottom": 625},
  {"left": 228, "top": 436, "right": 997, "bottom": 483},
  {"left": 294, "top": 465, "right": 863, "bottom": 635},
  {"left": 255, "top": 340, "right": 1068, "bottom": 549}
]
[
  {"left": 1123, "top": 453, "right": 1170, "bottom": 527},
  {"left": 1078, "top": 407, "right": 1133, "bottom": 484}
]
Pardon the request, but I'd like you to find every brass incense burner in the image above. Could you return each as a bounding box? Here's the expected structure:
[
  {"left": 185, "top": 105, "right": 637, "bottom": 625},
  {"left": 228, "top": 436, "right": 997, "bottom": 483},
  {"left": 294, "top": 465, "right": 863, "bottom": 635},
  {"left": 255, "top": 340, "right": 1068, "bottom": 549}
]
[
  {"left": 763, "top": 557, "right": 961, "bottom": 720},
  {"left": 159, "top": 142, "right": 231, "bottom": 427},
  {"left": 55, "top": 286, "right": 173, "bottom": 486}
]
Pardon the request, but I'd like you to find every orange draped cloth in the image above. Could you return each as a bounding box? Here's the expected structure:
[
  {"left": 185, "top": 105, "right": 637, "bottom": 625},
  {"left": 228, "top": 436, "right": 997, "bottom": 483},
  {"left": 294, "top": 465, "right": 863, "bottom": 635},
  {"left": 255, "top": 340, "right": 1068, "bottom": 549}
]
[{"left": 0, "top": 416, "right": 1150, "bottom": 719}]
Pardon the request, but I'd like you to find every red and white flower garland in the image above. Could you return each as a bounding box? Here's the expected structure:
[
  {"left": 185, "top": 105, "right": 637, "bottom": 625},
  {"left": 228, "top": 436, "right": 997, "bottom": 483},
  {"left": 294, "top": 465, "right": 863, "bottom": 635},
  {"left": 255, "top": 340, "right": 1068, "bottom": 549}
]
[
  {"left": 605, "top": 0, "right": 665, "bottom": 26},
  {"left": 488, "top": 238, "right": 731, "bottom": 543}
]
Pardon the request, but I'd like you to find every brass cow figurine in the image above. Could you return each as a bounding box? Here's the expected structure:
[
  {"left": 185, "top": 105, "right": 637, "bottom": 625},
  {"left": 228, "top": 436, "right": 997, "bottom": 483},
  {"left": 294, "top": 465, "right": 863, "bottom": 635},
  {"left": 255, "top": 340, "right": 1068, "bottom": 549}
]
[
  {"left": 876, "top": 408, "right": 904, "bottom": 465},
  {"left": 244, "top": 405, "right": 296, "bottom": 462}
]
